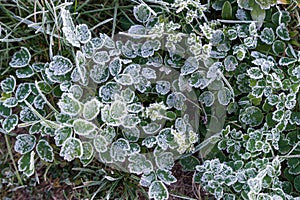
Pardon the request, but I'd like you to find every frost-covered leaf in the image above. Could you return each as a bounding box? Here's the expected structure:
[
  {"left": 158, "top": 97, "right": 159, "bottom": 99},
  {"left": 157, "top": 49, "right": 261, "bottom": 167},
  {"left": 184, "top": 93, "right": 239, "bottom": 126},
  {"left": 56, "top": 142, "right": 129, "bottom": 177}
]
[
  {"left": 82, "top": 41, "right": 95, "bottom": 58},
  {"left": 2, "top": 114, "right": 18, "bottom": 133},
  {"left": 9, "top": 47, "right": 31, "bottom": 68},
  {"left": 110, "top": 100, "right": 127, "bottom": 119},
  {"left": 0, "top": 102, "right": 11, "bottom": 117},
  {"left": 73, "top": 119, "right": 96, "bottom": 136},
  {"left": 19, "top": 107, "right": 39, "bottom": 122},
  {"left": 99, "top": 82, "right": 121, "bottom": 102},
  {"left": 199, "top": 91, "right": 215, "bottom": 107},
  {"left": 76, "top": 24, "right": 91, "bottom": 44},
  {"left": 16, "top": 65, "right": 34, "bottom": 78},
  {"left": 110, "top": 138, "right": 130, "bottom": 162},
  {"left": 91, "top": 37, "right": 105, "bottom": 49},
  {"left": 123, "top": 127, "right": 140, "bottom": 142},
  {"left": 156, "top": 169, "right": 177, "bottom": 185},
  {"left": 156, "top": 81, "right": 171, "bottom": 95},
  {"left": 60, "top": 137, "right": 83, "bottom": 161},
  {"left": 54, "top": 127, "right": 72, "bottom": 146},
  {"left": 99, "top": 33, "right": 115, "bottom": 49},
  {"left": 1, "top": 76, "right": 16, "bottom": 93},
  {"left": 140, "top": 172, "right": 156, "bottom": 187},
  {"left": 217, "top": 87, "right": 232, "bottom": 105},
  {"left": 189, "top": 70, "right": 209, "bottom": 89},
  {"left": 133, "top": 4, "right": 151, "bottom": 23},
  {"left": 122, "top": 114, "right": 141, "bottom": 128},
  {"left": 247, "top": 67, "right": 263, "bottom": 79},
  {"left": 3, "top": 97, "right": 18, "bottom": 108},
  {"left": 141, "top": 40, "right": 156, "bottom": 58},
  {"left": 276, "top": 23, "right": 290, "bottom": 41},
  {"left": 279, "top": 57, "right": 297, "bottom": 66},
  {"left": 128, "top": 154, "right": 153, "bottom": 175},
  {"left": 260, "top": 27, "right": 275, "bottom": 45},
  {"left": 32, "top": 63, "right": 44, "bottom": 72},
  {"left": 126, "top": 102, "right": 143, "bottom": 114},
  {"left": 18, "top": 151, "right": 35, "bottom": 177},
  {"left": 93, "top": 135, "right": 108, "bottom": 152},
  {"left": 14, "top": 134, "right": 36, "bottom": 154},
  {"left": 149, "top": 181, "right": 169, "bottom": 200},
  {"left": 93, "top": 51, "right": 110, "bottom": 64},
  {"left": 36, "top": 139, "right": 54, "bottom": 162},
  {"left": 29, "top": 123, "right": 42, "bottom": 135},
  {"left": 142, "top": 136, "right": 157, "bottom": 148},
  {"left": 80, "top": 142, "right": 94, "bottom": 161},
  {"left": 109, "top": 57, "right": 122, "bottom": 76},
  {"left": 49, "top": 56, "right": 73, "bottom": 76},
  {"left": 181, "top": 57, "right": 198, "bottom": 75},
  {"left": 240, "top": 106, "right": 263, "bottom": 127},
  {"left": 83, "top": 98, "right": 101, "bottom": 120},
  {"left": 224, "top": 55, "right": 238, "bottom": 71},
  {"left": 142, "top": 67, "right": 156, "bottom": 79},
  {"left": 142, "top": 123, "right": 161, "bottom": 134},
  {"left": 58, "top": 93, "right": 81, "bottom": 116},
  {"left": 61, "top": 8, "right": 80, "bottom": 47},
  {"left": 121, "top": 88, "right": 135, "bottom": 103},
  {"left": 16, "top": 83, "right": 32, "bottom": 102},
  {"left": 114, "top": 74, "right": 134, "bottom": 85},
  {"left": 90, "top": 64, "right": 110, "bottom": 84},
  {"left": 166, "top": 92, "right": 186, "bottom": 110},
  {"left": 33, "top": 95, "right": 46, "bottom": 109},
  {"left": 255, "top": 0, "right": 276, "bottom": 9},
  {"left": 155, "top": 152, "right": 174, "bottom": 170}
]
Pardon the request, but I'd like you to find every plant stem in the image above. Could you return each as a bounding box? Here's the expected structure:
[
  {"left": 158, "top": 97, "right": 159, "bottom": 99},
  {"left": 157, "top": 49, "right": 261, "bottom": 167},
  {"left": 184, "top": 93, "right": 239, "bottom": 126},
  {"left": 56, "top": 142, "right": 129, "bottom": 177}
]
[{"left": 4, "top": 134, "right": 23, "bottom": 185}]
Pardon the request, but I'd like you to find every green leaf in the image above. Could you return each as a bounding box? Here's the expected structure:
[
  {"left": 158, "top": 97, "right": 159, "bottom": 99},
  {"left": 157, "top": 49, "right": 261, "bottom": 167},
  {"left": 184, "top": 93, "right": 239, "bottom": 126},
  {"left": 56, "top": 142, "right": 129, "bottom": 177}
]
[
  {"left": 250, "top": 3, "right": 265, "bottom": 28},
  {"left": 272, "top": 40, "right": 286, "bottom": 55},
  {"left": 83, "top": 98, "right": 101, "bottom": 120},
  {"left": 58, "top": 93, "right": 82, "bottom": 116},
  {"left": 2, "top": 114, "right": 18, "bottom": 133},
  {"left": 148, "top": 181, "right": 169, "bottom": 200},
  {"left": 290, "top": 112, "right": 300, "bottom": 125},
  {"left": 36, "top": 139, "right": 54, "bottom": 162},
  {"left": 16, "top": 83, "right": 32, "bottom": 102},
  {"left": 14, "top": 134, "right": 36, "bottom": 154},
  {"left": 1, "top": 76, "right": 16, "bottom": 93},
  {"left": 294, "top": 176, "right": 300, "bottom": 192},
  {"left": 9, "top": 47, "right": 31, "bottom": 68},
  {"left": 0, "top": 102, "right": 12, "bottom": 117},
  {"left": 260, "top": 27, "right": 275, "bottom": 45},
  {"left": 276, "top": 23, "right": 290, "bottom": 41},
  {"left": 239, "top": 106, "right": 263, "bottom": 127},
  {"left": 18, "top": 151, "right": 35, "bottom": 177},
  {"left": 221, "top": 1, "right": 233, "bottom": 19},
  {"left": 179, "top": 156, "right": 200, "bottom": 171},
  {"left": 73, "top": 119, "right": 96, "bottom": 136},
  {"left": 16, "top": 65, "right": 34, "bottom": 78},
  {"left": 199, "top": 91, "right": 215, "bottom": 107},
  {"left": 60, "top": 137, "right": 83, "bottom": 161}
]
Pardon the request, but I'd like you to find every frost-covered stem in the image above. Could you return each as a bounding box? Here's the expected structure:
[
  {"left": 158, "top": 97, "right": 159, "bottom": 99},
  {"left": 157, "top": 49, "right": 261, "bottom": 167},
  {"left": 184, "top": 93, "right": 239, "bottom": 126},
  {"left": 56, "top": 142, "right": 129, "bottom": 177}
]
[
  {"left": 140, "top": 0, "right": 157, "bottom": 16},
  {"left": 4, "top": 134, "right": 24, "bottom": 186},
  {"left": 217, "top": 19, "right": 258, "bottom": 23},
  {"left": 24, "top": 100, "right": 60, "bottom": 129},
  {"left": 111, "top": 0, "right": 119, "bottom": 39},
  {"left": 169, "top": 193, "right": 197, "bottom": 200},
  {"left": 90, "top": 18, "right": 113, "bottom": 31},
  {"left": 217, "top": 69, "right": 235, "bottom": 102},
  {"left": 279, "top": 141, "right": 300, "bottom": 160},
  {"left": 119, "top": 32, "right": 160, "bottom": 38},
  {"left": 35, "top": 81, "right": 59, "bottom": 113}
]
